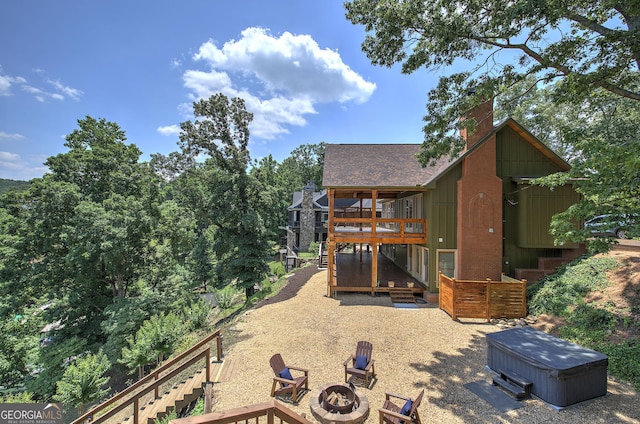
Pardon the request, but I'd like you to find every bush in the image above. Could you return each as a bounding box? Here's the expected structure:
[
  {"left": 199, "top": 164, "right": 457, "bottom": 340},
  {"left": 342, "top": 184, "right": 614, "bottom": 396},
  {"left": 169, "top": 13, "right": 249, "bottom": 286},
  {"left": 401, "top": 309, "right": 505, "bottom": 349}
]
[
  {"left": 183, "top": 299, "right": 212, "bottom": 331},
  {"left": 269, "top": 261, "right": 285, "bottom": 277},
  {"left": 308, "top": 241, "right": 320, "bottom": 255},
  {"left": 0, "top": 392, "right": 34, "bottom": 403},
  {"left": 214, "top": 286, "right": 238, "bottom": 310}
]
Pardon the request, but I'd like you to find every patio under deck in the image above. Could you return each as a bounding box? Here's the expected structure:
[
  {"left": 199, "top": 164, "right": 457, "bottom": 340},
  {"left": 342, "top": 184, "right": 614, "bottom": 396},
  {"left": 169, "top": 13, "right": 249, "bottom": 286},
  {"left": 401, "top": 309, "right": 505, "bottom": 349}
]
[{"left": 330, "top": 250, "right": 424, "bottom": 296}]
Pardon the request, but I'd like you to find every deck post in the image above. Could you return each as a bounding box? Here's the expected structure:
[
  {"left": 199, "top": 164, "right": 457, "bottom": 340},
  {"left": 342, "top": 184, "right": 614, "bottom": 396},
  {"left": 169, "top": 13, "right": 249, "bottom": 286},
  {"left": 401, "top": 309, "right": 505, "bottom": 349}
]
[
  {"left": 154, "top": 370, "right": 160, "bottom": 399},
  {"left": 327, "top": 189, "right": 335, "bottom": 296},
  {"left": 206, "top": 349, "right": 211, "bottom": 382},
  {"left": 486, "top": 278, "right": 492, "bottom": 322},
  {"left": 371, "top": 242, "right": 378, "bottom": 296},
  {"left": 370, "top": 190, "right": 378, "bottom": 295},
  {"left": 216, "top": 334, "right": 223, "bottom": 361},
  {"left": 452, "top": 278, "right": 458, "bottom": 320}
]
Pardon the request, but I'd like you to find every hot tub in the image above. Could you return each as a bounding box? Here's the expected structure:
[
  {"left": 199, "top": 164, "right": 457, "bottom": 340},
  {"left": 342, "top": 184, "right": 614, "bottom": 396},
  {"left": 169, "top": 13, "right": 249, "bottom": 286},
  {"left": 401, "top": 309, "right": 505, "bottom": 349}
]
[{"left": 486, "top": 327, "right": 608, "bottom": 408}]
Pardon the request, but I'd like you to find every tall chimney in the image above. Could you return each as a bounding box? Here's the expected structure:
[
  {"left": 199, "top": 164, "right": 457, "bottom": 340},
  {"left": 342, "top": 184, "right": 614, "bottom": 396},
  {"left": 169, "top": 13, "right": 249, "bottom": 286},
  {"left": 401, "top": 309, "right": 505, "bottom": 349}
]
[
  {"left": 460, "top": 98, "right": 494, "bottom": 148},
  {"left": 456, "top": 95, "right": 502, "bottom": 281}
]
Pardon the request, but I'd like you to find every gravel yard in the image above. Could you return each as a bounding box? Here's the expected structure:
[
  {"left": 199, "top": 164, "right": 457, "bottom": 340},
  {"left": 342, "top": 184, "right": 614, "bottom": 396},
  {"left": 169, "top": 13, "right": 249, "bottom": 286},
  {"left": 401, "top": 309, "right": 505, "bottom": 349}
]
[{"left": 210, "top": 266, "right": 640, "bottom": 424}]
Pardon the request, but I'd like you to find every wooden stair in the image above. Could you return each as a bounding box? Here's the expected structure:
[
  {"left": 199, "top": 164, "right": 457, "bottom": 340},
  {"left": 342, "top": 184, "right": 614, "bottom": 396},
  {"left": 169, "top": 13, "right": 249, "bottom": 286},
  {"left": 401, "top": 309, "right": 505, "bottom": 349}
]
[
  {"left": 136, "top": 370, "right": 206, "bottom": 424},
  {"left": 121, "top": 358, "right": 239, "bottom": 424},
  {"left": 319, "top": 253, "right": 328, "bottom": 269},
  {"left": 390, "top": 289, "right": 416, "bottom": 304},
  {"left": 491, "top": 369, "right": 532, "bottom": 401}
]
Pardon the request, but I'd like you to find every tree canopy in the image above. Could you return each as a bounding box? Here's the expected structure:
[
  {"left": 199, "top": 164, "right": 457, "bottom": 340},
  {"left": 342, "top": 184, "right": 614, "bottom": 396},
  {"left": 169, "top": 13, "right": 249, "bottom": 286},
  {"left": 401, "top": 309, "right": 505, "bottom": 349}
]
[
  {"left": 178, "top": 94, "right": 271, "bottom": 298},
  {"left": 344, "top": 0, "right": 640, "bottom": 164},
  {"left": 0, "top": 96, "right": 327, "bottom": 401}
]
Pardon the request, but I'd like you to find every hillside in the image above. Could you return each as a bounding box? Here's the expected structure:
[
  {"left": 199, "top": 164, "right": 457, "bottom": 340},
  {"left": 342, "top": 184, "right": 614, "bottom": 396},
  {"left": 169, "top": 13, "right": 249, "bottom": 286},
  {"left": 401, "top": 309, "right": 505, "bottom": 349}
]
[
  {"left": 0, "top": 178, "right": 29, "bottom": 196},
  {"left": 532, "top": 241, "right": 640, "bottom": 334},
  {"left": 529, "top": 240, "right": 640, "bottom": 390}
]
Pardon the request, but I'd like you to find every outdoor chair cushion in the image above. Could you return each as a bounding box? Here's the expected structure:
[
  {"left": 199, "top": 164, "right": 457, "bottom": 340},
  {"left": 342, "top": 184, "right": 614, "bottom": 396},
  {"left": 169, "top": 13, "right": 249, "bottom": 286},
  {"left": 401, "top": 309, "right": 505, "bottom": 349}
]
[
  {"left": 400, "top": 399, "right": 412, "bottom": 415},
  {"left": 279, "top": 367, "right": 293, "bottom": 386},
  {"left": 355, "top": 354, "right": 368, "bottom": 370}
]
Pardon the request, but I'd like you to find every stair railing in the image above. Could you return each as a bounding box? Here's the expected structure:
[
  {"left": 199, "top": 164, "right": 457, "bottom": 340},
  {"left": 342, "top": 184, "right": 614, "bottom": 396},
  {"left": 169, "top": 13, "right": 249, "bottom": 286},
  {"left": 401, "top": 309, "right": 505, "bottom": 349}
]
[{"left": 72, "top": 329, "right": 223, "bottom": 424}]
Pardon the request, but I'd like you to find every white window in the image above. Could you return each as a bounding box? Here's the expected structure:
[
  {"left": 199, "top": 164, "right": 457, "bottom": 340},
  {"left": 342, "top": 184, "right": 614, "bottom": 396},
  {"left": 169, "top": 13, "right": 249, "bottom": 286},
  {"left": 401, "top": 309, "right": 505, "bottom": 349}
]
[{"left": 437, "top": 250, "right": 457, "bottom": 285}]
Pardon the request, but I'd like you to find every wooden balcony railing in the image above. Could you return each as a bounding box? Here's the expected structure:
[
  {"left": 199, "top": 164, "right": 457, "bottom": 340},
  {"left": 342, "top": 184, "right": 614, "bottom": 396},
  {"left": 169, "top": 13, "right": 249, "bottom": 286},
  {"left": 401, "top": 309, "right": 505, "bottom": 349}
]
[
  {"left": 330, "top": 217, "right": 427, "bottom": 244},
  {"left": 168, "top": 400, "right": 313, "bottom": 424}
]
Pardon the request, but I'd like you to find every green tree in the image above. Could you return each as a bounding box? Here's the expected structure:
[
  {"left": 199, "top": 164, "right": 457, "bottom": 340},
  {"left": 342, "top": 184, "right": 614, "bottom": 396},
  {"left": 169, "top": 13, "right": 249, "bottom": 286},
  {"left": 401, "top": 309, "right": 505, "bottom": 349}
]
[
  {"left": 251, "top": 155, "right": 288, "bottom": 241},
  {"left": 543, "top": 92, "right": 640, "bottom": 247},
  {"left": 179, "top": 94, "right": 270, "bottom": 298},
  {"left": 494, "top": 79, "right": 640, "bottom": 247},
  {"left": 277, "top": 142, "right": 325, "bottom": 192},
  {"left": 0, "top": 311, "right": 41, "bottom": 390},
  {"left": 54, "top": 351, "right": 110, "bottom": 415},
  {"left": 120, "top": 312, "right": 185, "bottom": 379},
  {"left": 0, "top": 116, "right": 198, "bottom": 397},
  {"left": 344, "top": 0, "right": 640, "bottom": 165},
  {"left": 45, "top": 116, "right": 144, "bottom": 203}
]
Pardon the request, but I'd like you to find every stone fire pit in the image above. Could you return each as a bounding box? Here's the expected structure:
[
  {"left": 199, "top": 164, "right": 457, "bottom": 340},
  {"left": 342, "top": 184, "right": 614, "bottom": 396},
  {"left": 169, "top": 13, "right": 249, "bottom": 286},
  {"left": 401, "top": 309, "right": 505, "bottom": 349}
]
[{"left": 309, "top": 383, "right": 369, "bottom": 424}]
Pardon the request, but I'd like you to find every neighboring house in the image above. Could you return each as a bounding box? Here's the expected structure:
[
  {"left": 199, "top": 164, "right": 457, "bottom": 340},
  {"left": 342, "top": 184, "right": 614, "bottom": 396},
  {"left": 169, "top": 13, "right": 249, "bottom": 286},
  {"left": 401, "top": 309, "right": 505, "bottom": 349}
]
[
  {"left": 286, "top": 183, "right": 382, "bottom": 255},
  {"left": 322, "top": 100, "right": 582, "bottom": 299},
  {"left": 286, "top": 182, "right": 329, "bottom": 254}
]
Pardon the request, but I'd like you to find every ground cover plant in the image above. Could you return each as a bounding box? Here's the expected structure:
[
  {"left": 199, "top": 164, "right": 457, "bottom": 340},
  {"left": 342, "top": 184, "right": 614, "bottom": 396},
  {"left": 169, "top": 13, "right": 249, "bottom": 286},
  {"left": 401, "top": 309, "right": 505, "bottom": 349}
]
[{"left": 527, "top": 251, "right": 640, "bottom": 391}]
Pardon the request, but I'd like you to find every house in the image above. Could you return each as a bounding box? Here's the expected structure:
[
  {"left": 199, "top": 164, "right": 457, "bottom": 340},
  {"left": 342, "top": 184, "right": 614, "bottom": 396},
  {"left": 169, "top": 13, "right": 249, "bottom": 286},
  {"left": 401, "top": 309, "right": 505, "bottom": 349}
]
[
  {"left": 286, "top": 182, "right": 329, "bottom": 255},
  {"left": 322, "top": 100, "right": 582, "bottom": 299},
  {"left": 286, "top": 182, "right": 382, "bottom": 255}
]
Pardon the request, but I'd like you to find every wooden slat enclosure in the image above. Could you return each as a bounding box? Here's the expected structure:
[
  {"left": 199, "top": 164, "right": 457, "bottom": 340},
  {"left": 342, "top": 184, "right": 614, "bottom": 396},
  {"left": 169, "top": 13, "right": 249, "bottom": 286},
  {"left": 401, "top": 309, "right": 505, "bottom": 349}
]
[{"left": 439, "top": 273, "right": 526, "bottom": 321}]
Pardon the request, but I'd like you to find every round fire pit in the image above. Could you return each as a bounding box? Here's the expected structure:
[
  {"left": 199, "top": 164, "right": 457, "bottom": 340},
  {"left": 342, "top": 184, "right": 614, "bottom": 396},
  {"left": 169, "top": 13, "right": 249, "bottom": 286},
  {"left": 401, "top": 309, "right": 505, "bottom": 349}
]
[{"left": 310, "top": 383, "right": 369, "bottom": 424}]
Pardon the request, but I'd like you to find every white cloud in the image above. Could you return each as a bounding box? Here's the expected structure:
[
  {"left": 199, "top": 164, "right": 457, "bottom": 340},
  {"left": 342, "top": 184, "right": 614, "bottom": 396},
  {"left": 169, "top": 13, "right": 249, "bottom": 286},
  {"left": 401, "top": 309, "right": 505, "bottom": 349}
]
[
  {"left": 0, "top": 68, "right": 83, "bottom": 102},
  {"left": 46, "top": 78, "right": 83, "bottom": 101},
  {"left": 0, "top": 74, "right": 12, "bottom": 96},
  {"left": 0, "top": 131, "right": 26, "bottom": 140},
  {"left": 0, "top": 151, "right": 48, "bottom": 180},
  {"left": 0, "top": 151, "right": 22, "bottom": 167},
  {"left": 157, "top": 125, "right": 181, "bottom": 136},
  {"left": 183, "top": 27, "right": 376, "bottom": 140}
]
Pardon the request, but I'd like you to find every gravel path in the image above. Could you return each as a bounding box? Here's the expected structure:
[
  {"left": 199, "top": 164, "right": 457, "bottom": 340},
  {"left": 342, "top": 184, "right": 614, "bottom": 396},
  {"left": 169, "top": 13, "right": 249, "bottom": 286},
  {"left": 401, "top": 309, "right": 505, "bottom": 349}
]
[{"left": 211, "top": 266, "right": 640, "bottom": 424}]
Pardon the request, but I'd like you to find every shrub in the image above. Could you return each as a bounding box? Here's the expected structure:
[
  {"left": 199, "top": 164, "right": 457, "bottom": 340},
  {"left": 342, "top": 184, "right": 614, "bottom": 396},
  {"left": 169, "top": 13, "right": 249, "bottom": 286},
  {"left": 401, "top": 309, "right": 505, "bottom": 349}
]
[
  {"left": 308, "top": 241, "right": 320, "bottom": 255},
  {"left": 214, "top": 286, "right": 238, "bottom": 310},
  {"left": 183, "top": 299, "right": 212, "bottom": 331},
  {"left": 528, "top": 256, "right": 618, "bottom": 316},
  {"left": 269, "top": 261, "right": 285, "bottom": 277}
]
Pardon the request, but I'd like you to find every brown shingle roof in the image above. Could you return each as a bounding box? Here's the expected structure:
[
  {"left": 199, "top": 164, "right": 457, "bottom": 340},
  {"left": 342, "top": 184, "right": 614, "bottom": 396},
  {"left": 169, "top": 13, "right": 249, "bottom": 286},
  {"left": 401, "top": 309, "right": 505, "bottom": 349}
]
[{"left": 322, "top": 144, "right": 452, "bottom": 188}]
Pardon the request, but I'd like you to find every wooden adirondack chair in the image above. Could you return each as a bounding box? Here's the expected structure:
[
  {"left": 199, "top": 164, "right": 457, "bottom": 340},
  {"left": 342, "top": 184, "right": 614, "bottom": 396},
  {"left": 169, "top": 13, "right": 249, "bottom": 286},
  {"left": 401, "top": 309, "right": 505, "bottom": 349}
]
[
  {"left": 379, "top": 389, "right": 424, "bottom": 424},
  {"left": 269, "top": 353, "right": 309, "bottom": 403},
  {"left": 343, "top": 340, "right": 376, "bottom": 388}
]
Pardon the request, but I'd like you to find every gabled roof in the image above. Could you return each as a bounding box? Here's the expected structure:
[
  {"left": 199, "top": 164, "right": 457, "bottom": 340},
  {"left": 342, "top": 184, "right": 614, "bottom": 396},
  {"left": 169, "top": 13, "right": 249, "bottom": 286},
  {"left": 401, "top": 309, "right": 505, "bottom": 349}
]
[
  {"left": 322, "top": 144, "right": 452, "bottom": 189},
  {"left": 288, "top": 189, "right": 327, "bottom": 209},
  {"left": 322, "top": 119, "right": 570, "bottom": 190},
  {"left": 288, "top": 189, "right": 375, "bottom": 210}
]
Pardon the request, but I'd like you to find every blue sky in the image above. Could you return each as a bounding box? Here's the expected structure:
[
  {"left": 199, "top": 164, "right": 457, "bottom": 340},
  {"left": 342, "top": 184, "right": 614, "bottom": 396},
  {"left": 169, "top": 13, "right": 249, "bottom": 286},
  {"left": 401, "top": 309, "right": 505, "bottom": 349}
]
[{"left": 1, "top": 1, "right": 441, "bottom": 181}]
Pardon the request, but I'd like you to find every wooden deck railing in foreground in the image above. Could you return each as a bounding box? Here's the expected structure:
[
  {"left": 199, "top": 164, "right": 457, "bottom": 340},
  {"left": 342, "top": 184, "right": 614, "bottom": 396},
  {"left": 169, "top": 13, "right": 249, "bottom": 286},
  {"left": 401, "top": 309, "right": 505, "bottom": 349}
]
[
  {"left": 72, "top": 329, "right": 223, "bottom": 424},
  {"left": 439, "top": 273, "right": 527, "bottom": 322},
  {"left": 168, "top": 400, "right": 313, "bottom": 424}
]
